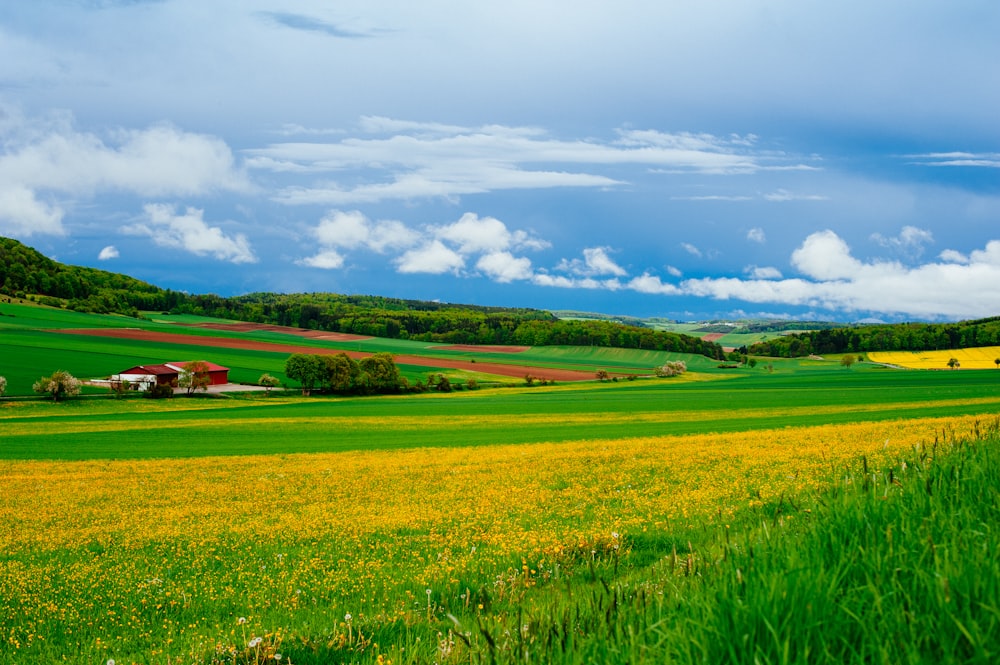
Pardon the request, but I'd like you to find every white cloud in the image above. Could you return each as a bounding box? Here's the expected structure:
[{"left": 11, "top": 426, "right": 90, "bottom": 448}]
[
  {"left": 251, "top": 119, "right": 812, "bottom": 205},
  {"left": 939, "top": 249, "right": 968, "bottom": 264},
  {"left": 435, "top": 212, "right": 519, "bottom": 254},
  {"left": 908, "top": 152, "right": 1000, "bottom": 168},
  {"left": 395, "top": 240, "right": 465, "bottom": 275},
  {"left": 556, "top": 247, "right": 627, "bottom": 277},
  {"left": 297, "top": 249, "right": 345, "bottom": 270},
  {"left": 666, "top": 265, "right": 683, "bottom": 277},
  {"left": 681, "top": 242, "right": 703, "bottom": 258},
  {"left": 0, "top": 185, "right": 65, "bottom": 236},
  {"left": 763, "top": 189, "right": 829, "bottom": 202},
  {"left": 790, "top": 230, "right": 862, "bottom": 280},
  {"left": 871, "top": 225, "right": 934, "bottom": 257},
  {"left": 0, "top": 108, "right": 250, "bottom": 238},
  {"left": 313, "top": 210, "right": 420, "bottom": 252},
  {"left": 476, "top": 251, "right": 534, "bottom": 283},
  {"left": 627, "top": 273, "right": 680, "bottom": 295},
  {"left": 745, "top": 265, "right": 782, "bottom": 279},
  {"left": 747, "top": 227, "right": 766, "bottom": 244},
  {"left": 533, "top": 273, "right": 623, "bottom": 290},
  {"left": 98, "top": 245, "right": 119, "bottom": 260},
  {"left": 125, "top": 204, "right": 257, "bottom": 264}
]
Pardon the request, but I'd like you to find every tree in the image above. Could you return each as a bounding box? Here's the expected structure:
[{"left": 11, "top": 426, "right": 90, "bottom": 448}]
[
  {"left": 0, "top": 375, "right": 6, "bottom": 397},
  {"left": 285, "top": 354, "right": 326, "bottom": 395},
  {"left": 358, "top": 353, "right": 401, "bottom": 393},
  {"left": 595, "top": 369, "right": 609, "bottom": 381},
  {"left": 32, "top": 370, "right": 81, "bottom": 401},
  {"left": 840, "top": 354, "right": 856, "bottom": 369},
  {"left": 178, "top": 361, "right": 212, "bottom": 395},
  {"left": 947, "top": 357, "right": 960, "bottom": 370},
  {"left": 323, "top": 353, "right": 359, "bottom": 393},
  {"left": 655, "top": 360, "right": 687, "bottom": 377},
  {"left": 258, "top": 373, "right": 280, "bottom": 396},
  {"left": 995, "top": 358, "right": 999, "bottom": 370}
]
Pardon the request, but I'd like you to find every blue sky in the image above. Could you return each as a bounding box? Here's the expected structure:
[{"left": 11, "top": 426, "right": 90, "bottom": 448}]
[{"left": 1, "top": 1, "right": 999, "bottom": 322}]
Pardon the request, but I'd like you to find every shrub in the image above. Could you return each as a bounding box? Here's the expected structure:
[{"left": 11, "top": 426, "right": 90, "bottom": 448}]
[
  {"left": 655, "top": 360, "right": 687, "bottom": 377},
  {"left": 32, "top": 370, "right": 81, "bottom": 401}
]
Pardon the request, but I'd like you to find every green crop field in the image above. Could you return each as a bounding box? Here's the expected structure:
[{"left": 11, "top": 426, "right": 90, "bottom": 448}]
[{"left": 2, "top": 304, "right": 999, "bottom": 664}]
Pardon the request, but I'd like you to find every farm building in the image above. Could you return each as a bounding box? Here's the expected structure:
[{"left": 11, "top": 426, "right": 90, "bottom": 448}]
[{"left": 113, "top": 361, "right": 229, "bottom": 389}]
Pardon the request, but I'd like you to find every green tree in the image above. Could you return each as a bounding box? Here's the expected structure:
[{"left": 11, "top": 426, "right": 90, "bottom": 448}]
[
  {"left": 995, "top": 358, "right": 999, "bottom": 369},
  {"left": 947, "top": 357, "right": 960, "bottom": 370},
  {"left": 178, "top": 361, "right": 212, "bottom": 395},
  {"left": 323, "top": 353, "right": 360, "bottom": 393},
  {"left": 358, "top": 352, "right": 401, "bottom": 393},
  {"left": 258, "top": 373, "right": 280, "bottom": 396},
  {"left": 32, "top": 370, "right": 82, "bottom": 401},
  {"left": 285, "top": 354, "right": 326, "bottom": 395},
  {"left": 840, "top": 354, "right": 856, "bottom": 369}
]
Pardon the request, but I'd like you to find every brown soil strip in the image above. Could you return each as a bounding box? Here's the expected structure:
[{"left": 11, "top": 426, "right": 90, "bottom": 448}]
[
  {"left": 191, "top": 322, "right": 371, "bottom": 341},
  {"left": 56, "top": 328, "right": 597, "bottom": 382},
  {"left": 701, "top": 333, "right": 725, "bottom": 342},
  {"left": 435, "top": 344, "right": 530, "bottom": 353}
]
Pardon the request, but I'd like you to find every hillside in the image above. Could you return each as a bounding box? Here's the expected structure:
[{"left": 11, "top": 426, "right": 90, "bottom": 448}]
[{"left": 0, "top": 236, "right": 723, "bottom": 358}]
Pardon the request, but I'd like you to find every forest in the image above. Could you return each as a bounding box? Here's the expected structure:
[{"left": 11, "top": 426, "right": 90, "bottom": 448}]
[{"left": 746, "top": 317, "right": 1000, "bottom": 357}]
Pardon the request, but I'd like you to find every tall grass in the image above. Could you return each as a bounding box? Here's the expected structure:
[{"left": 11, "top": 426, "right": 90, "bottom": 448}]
[{"left": 361, "top": 421, "right": 1000, "bottom": 665}]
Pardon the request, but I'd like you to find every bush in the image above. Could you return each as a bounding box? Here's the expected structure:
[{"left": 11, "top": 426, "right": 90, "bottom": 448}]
[
  {"left": 655, "top": 360, "right": 687, "bottom": 377},
  {"left": 32, "top": 370, "right": 81, "bottom": 401},
  {"left": 145, "top": 383, "right": 174, "bottom": 399}
]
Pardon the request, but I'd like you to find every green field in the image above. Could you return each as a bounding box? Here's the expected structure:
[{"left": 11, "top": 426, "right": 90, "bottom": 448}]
[{"left": 2, "top": 303, "right": 999, "bottom": 664}]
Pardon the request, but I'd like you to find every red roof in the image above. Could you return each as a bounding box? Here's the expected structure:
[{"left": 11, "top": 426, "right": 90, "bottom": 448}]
[{"left": 165, "top": 361, "right": 230, "bottom": 372}]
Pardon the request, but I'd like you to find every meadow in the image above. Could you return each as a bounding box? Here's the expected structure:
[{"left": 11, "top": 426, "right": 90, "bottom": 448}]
[{"left": 2, "top": 303, "right": 1000, "bottom": 663}]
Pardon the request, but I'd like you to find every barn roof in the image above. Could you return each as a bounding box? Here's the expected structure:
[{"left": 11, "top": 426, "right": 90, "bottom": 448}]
[
  {"left": 165, "top": 361, "right": 229, "bottom": 372},
  {"left": 118, "top": 364, "right": 178, "bottom": 376}
]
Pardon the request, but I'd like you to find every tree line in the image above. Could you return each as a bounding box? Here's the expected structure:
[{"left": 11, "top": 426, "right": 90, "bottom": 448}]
[
  {"left": 284, "top": 352, "right": 406, "bottom": 396},
  {"left": 746, "top": 317, "right": 1000, "bottom": 357},
  {"left": 1, "top": 236, "right": 723, "bottom": 358}
]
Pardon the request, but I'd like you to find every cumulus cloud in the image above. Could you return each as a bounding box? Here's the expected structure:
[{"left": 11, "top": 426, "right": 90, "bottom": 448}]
[
  {"left": 0, "top": 185, "right": 64, "bottom": 236},
  {"left": 312, "top": 210, "right": 420, "bottom": 252},
  {"left": 790, "top": 230, "right": 863, "bottom": 280},
  {"left": 556, "top": 247, "right": 627, "bottom": 277},
  {"left": 125, "top": 204, "right": 257, "bottom": 264},
  {"left": 434, "top": 213, "right": 549, "bottom": 255},
  {"left": 0, "top": 108, "right": 250, "bottom": 238},
  {"left": 396, "top": 240, "right": 465, "bottom": 275},
  {"left": 297, "top": 250, "right": 345, "bottom": 270},
  {"left": 476, "top": 251, "right": 534, "bottom": 283},
  {"left": 301, "top": 210, "right": 548, "bottom": 283},
  {"left": 745, "top": 265, "right": 782, "bottom": 279},
  {"left": 871, "top": 225, "right": 934, "bottom": 258},
  {"left": 98, "top": 245, "right": 119, "bottom": 260}
]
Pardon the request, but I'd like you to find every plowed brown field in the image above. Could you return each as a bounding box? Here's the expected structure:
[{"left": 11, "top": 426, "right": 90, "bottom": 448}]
[{"left": 57, "top": 328, "right": 598, "bottom": 382}]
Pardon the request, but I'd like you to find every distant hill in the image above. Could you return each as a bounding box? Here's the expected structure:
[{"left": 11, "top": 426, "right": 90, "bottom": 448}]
[{"left": 0, "top": 236, "right": 724, "bottom": 358}]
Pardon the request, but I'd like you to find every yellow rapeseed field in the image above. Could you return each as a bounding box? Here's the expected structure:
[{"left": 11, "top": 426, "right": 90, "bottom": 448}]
[
  {"left": 0, "top": 414, "right": 988, "bottom": 663},
  {"left": 869, "top": 346, "right": 1000, "bottom": 369}
]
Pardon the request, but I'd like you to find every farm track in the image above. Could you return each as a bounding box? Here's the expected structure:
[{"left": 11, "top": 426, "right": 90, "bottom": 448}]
[{"left": 54, "top": 328, "right": 602, "bottom": 382}]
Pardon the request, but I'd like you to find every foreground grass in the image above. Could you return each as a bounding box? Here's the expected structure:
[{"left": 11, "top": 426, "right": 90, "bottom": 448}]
[{"left": 2, "top": 415, "right": 998, "bottom": 663}]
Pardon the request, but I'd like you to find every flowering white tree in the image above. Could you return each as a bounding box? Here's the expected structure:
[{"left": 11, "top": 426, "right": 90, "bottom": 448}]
[
  {"left": 655, "top": 360, "right": 687, "bottom": 377},
  {"left": 0, "top": 375, "right": 7, "bottom": 397},
  {"left": 32, "top": 370, "right": 82, "bottom": 401}
]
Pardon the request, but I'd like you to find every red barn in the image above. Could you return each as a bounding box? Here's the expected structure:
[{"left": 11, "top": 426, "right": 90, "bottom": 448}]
[{"left": 114, "top": 361, "right": 229, "bottom": 389}]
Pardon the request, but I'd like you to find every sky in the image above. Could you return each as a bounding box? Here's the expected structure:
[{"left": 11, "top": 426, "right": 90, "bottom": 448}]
[{"left": 1, "top": 1, "right": 999, "bottom": 322}]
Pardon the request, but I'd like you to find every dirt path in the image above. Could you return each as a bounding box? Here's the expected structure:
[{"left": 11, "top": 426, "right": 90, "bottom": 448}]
[{"left": 57, "top": 328, "right": 599, "bottom": 382}]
